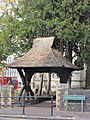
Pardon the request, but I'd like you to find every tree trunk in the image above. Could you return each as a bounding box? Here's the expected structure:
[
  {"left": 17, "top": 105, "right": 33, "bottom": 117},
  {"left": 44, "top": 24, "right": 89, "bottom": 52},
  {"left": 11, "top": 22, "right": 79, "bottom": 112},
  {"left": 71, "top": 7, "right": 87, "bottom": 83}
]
[
  {"left": 65, "top": 41, "right": 72, "bottom": 63},
  {"left": 38, "top": 73, "right": 44, "bottom": 96},
  {"left": 65, "top": 41, "right": 72, "bottom": 88},
  {"left": 86, "top": 63, "right": 90, "bottom": 88},
  {"left": 47, "top": 73, "right": 51, "bottom": 95}
]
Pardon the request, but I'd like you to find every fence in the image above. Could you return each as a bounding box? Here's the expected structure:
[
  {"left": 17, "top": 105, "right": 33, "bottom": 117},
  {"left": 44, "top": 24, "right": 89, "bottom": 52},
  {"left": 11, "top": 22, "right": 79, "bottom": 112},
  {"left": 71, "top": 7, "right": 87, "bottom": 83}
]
[{"left": 0, "top": 95, "right": 54, "bottom": 116}]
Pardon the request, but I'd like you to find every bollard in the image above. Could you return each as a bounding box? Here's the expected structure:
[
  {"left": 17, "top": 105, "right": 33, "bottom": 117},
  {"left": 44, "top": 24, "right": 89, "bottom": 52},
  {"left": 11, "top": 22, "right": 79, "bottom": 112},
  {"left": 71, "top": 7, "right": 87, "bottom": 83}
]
[
  {"left": 23, "top": 94, "right": 26, "bottom": 115},
  {"left": 51, "top": 96, "right": 53, "bottom": 116}
]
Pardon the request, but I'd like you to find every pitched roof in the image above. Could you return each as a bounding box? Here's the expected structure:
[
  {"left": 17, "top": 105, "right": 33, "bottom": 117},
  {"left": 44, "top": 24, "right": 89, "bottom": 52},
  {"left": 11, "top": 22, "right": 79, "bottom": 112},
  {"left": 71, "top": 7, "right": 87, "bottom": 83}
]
[{"left": 7, "top": 37, "right": 78, "bottom": 69}]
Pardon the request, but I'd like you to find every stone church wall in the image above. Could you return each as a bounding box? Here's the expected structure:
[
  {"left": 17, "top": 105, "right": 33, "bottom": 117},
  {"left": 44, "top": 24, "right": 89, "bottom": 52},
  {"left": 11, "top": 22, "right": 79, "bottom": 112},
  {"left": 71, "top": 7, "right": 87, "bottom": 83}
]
[
  {"left": 59, "top": 88, "right": 90, "bottom": 112},
  {"left": 71, "top": 64, "right": 87, "bottom": 89}
]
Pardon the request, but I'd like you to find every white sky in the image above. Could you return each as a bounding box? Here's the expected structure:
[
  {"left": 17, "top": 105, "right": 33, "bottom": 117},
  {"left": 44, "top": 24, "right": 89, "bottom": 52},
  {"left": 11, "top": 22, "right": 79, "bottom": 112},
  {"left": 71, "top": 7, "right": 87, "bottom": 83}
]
[{"left": 0, "top": 0, "right": 17, "bottom": 13}]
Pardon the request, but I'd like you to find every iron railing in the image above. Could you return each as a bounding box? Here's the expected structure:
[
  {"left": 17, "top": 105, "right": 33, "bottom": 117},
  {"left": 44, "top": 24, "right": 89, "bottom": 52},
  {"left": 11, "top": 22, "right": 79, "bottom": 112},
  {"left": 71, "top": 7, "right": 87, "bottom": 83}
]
[{"left": 0, "top": 95, "right": 54, "bottom": 116}]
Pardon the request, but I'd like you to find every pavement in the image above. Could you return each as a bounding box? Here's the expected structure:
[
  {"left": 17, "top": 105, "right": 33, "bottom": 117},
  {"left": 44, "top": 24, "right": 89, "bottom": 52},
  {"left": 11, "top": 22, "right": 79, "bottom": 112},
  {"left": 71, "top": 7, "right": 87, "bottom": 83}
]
[
  {"left": 0, "top": 107, "right": 90, "bottom": 120},
  {"left": 0, "top": 101, "right": 90, "bottom": 120}
]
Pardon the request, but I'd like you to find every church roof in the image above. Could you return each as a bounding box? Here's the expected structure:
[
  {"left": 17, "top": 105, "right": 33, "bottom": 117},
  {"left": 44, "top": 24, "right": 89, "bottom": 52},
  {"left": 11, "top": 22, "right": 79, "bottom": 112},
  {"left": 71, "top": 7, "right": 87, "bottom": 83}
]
[{"left": 7, "top": 37, "right": 78, "bottom": 70}]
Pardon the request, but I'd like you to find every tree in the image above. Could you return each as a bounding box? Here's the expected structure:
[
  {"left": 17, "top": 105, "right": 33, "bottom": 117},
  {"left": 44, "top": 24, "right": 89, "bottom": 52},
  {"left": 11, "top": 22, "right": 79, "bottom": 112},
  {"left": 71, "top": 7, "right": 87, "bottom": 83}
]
[
  {"left": 0, "top": 0, "right": 90, "bottom": 87},
  {"left": 16, "top": 0, "right": 90, "bottom": 88},
  {"left": 15, "top": 0, "right": 90, "bottom": 66}
]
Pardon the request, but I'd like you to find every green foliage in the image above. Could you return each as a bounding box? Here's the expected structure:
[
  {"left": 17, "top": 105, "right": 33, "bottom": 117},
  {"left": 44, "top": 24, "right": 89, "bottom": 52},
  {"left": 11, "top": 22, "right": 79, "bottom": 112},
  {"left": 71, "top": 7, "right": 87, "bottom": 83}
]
[{"left": 0, "top": 0, "right": 90, "bottom": 66}]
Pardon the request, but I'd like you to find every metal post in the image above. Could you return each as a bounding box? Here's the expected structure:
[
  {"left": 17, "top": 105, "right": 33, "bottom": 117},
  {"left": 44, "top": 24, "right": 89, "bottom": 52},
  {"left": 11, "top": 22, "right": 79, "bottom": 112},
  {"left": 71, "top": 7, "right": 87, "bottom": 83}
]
[
  {"left": 23, "top": 94, "right": 25, "bottom": 115},
  {"left": 81, "top": 100, "right": 84, "bottom": 112},
  {"left": 51, "top": 96, "right": 53, "bottom": 116}
]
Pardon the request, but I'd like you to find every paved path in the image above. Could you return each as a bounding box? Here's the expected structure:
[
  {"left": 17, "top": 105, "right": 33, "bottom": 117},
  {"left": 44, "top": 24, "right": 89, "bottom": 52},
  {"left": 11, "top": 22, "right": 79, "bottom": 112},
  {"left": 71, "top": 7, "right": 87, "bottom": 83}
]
[
  {"left": 0, "top": 101, "right": 90, "bottom": 120},
  {"left": 0, "top": 107, "right": 90, "bottom": 120}
]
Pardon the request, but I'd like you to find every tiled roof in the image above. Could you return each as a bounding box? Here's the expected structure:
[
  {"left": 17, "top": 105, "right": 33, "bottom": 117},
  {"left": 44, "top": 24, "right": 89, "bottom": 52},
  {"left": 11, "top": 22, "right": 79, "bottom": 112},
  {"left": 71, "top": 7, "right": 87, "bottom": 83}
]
[{"left": 7, "top": 37, "right": 78, "bottom": 69}]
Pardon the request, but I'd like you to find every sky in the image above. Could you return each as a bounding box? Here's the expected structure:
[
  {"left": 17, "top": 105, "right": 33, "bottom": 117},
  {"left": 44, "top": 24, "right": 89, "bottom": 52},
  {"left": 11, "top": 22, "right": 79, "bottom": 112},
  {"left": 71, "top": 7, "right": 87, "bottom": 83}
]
[
  {"left": 0, "top": 0, "right": 5, "bottom": 13},
  {"left": 0, "top": 0, "right": 16, "bottom": 14}
]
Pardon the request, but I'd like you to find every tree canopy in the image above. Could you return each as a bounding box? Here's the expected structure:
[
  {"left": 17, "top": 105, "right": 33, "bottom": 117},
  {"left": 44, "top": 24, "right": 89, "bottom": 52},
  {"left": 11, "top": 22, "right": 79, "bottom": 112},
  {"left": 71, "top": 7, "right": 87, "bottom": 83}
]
[{"left": 0, "top": 0, "right": 90, "bottom": 68}]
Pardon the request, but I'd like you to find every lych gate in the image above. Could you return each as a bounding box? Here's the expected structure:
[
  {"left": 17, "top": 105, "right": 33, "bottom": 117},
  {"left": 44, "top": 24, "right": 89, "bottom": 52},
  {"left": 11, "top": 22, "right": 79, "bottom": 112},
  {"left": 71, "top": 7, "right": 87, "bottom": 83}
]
[{"left": 7, "top": 37, "right": 78, "bottom": 99}]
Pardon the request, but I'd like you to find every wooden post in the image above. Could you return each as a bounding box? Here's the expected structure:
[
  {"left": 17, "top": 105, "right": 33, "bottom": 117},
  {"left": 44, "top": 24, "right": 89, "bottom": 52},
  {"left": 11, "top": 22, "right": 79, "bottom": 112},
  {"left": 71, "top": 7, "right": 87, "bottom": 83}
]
[
  {"left": 56, "top": 80, "right": 60, "bottom": 111},
  {"left": 1, "top": 85, "right": 13, "bottom": 108},
  {"left": 64, "top": 82, "right": 69, "bottom": 111},
  {"left": 17, "top": 68, "right": 34, "bottom": 100}
]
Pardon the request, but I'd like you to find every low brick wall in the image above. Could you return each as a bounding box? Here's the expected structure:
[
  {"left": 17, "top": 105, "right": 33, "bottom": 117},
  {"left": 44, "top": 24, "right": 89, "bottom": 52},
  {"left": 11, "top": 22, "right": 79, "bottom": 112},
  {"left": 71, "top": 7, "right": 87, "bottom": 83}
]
[{"left": 59, "top": 88, "right": 90, "bottom": 112}]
